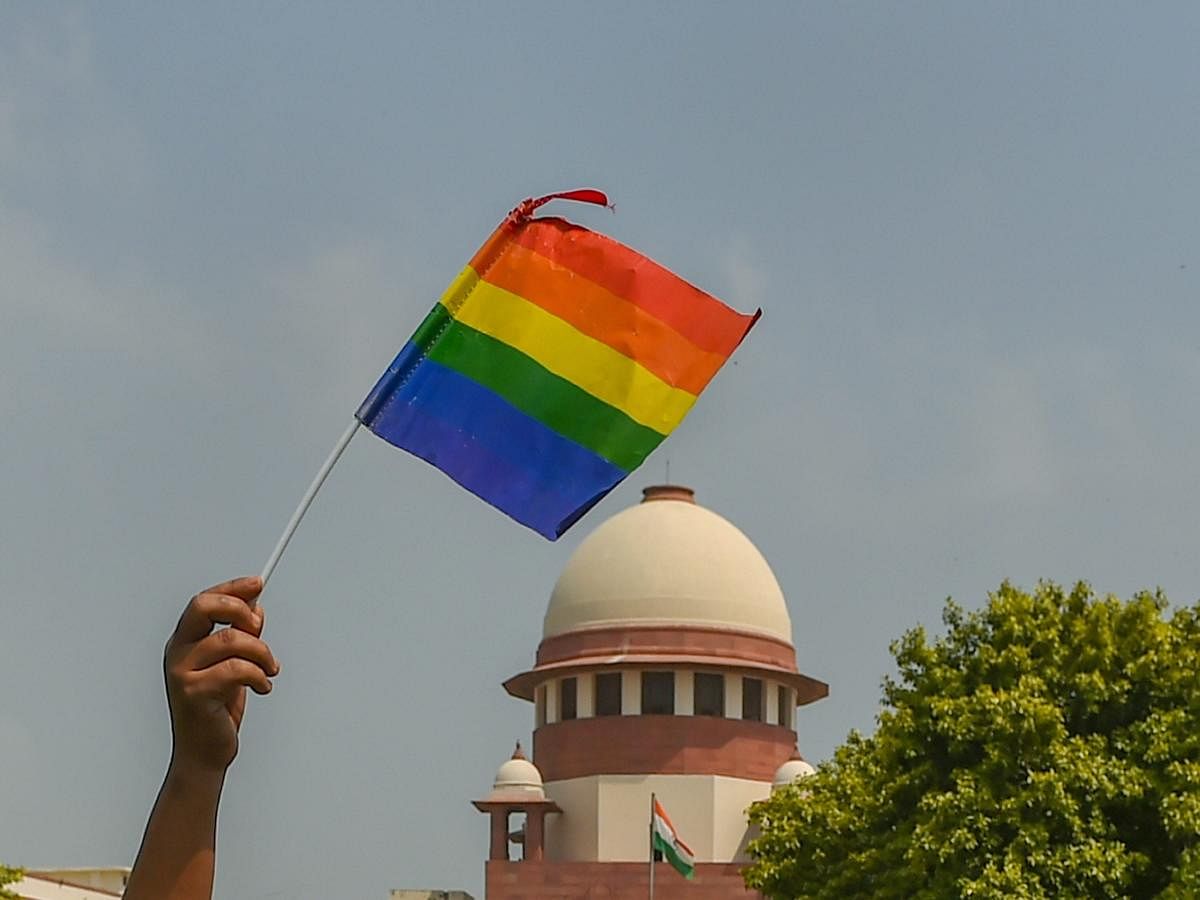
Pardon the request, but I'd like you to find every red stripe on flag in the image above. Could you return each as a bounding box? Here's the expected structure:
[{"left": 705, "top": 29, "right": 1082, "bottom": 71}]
[
  {"left": 501, "top": 218, "right": 759, "bottom": 358},
  {"left": 476, "top": 240, "right": 728, "bottom": 395}
]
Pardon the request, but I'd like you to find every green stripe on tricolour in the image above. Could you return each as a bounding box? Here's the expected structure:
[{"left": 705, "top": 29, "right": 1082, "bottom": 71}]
[
  {"left": 653, "top": 832, "right": 695, "bottom": 879},
  {"left": 414, "top": 303, "right": 665, "bottom": 471}
]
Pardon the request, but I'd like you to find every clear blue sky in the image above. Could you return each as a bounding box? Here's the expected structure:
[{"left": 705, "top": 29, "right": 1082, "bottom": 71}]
[{"left": 2, "top": 3, "right": 1198, "bottom": 898}]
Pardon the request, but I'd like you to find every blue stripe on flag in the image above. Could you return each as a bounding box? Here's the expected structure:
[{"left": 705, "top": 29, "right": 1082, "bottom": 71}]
[{"left": 357, "top": 347, "right": 626, "bottom": 538}]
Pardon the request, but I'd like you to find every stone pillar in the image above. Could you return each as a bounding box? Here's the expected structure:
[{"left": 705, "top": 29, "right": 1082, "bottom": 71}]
[
  {"left": 489, "top": 809, "right": 510, "bottom": 861},
  {"left": 524, "top": 809, "right": 546, "bottom": 862}
]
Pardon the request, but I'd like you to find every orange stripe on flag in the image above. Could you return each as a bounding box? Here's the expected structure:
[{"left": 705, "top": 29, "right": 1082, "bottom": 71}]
[
  {"left": 475, "top": 241, "right": 727, "bottom": 396},
  {"left": 653, "top": 799, "right": 694, "bottom": 856},
  {"left": 480, "top": 218, "right": 758, "bottom": 359}
]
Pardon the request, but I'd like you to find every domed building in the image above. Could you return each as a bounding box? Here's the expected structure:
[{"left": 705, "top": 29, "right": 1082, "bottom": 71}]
[{"left": 474, "top": 486, "right": 826, "bottom": 899}]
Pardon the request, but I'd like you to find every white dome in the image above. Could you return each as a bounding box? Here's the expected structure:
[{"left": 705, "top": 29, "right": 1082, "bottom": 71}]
[
  {"left": 772, "top": 757, "right": 816, "bottom": 789},
  {"left": 492, "top": 745, "right": 545, "bottom": 798},
  {"left": 543, "top": 487, "right": 792, "bottom": 643}
]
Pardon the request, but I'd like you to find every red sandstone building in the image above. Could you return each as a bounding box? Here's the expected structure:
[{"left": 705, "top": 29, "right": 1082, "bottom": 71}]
[{"left": 473, "top": 486, "right": 827, "bottom": 899}]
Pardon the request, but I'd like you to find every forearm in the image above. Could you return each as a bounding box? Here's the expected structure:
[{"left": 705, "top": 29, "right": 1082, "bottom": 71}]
[
  {"left": 124, "top": 762, "right": 225, "bottom": 900},
  {"left": 131, "top": 576, "right": 275, "bottom": 898}
]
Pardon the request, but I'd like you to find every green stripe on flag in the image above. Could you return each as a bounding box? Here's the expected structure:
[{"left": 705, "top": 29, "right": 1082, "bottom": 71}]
[
  {"left": 422, "top": 306, "right": 665, "bottom": 471},
  {"left": 653, "top": 831, "right": 695, "bottom": 880}
]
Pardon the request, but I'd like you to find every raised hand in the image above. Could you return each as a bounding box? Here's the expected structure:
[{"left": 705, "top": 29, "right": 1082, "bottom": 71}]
[
  {"left": 126, "top": 576, "right": 282, "bottom": 900},
  {"left": 164, "top": 575, "right": 280, "bottom": 773}
]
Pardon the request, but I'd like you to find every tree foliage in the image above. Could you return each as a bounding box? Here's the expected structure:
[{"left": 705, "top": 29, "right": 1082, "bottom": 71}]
[
  {"left": 745, "top": 582, "right": 1200, "bottom": 899},
  {"left": 0, "top": 864, "right": 22, "bottom": 900}
]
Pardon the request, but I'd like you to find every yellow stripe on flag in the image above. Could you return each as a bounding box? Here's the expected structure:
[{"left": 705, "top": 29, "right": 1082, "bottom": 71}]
[{"left": 438, "top": 268, "right": 696, "bottom": 435}]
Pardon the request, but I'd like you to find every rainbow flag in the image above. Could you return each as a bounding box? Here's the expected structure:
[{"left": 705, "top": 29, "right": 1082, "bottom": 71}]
[{"left": 356, "top": 190, "right": 759, "bottom": 539}]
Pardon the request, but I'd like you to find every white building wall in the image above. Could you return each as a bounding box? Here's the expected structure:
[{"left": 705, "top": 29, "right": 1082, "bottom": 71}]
[
  {"left": 713, "top": 776, "right": 768, "bottom": 859},
  {"left": 676, "top": 670, "right": 694, "bottom": 715},
  {"left": 724, "top": 675, "right": 741, "bottom": 719},
  {"left": 577, "top": 673, "right": 595, "bottom": 718},
  {"left": 543, "top": 776, "right": 600, "bottom": 860},
  {"left": 10, "top": 874, "right": 123, "bottom": 900},
  {"left": 543, "top": 774, "right": 771, "bottom": 864},
  {"left": 620, "top": 670, "right": 640, "bottom": 715}
]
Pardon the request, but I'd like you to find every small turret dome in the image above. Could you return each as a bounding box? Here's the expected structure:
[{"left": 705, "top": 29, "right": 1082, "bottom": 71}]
[
  {"left": 772, "top": 755, "right": 816, "bottom": 790},
  {"left": 490, "top": 743, "right": 545, "bottom": 800},
  {"left": 544, "top": 485, "right": 792, "bottom": 643}
]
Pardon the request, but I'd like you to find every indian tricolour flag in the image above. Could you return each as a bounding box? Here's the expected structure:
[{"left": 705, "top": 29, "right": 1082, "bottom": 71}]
[{"left": 652, "top": 796, "right": 695, "bottom": 880}]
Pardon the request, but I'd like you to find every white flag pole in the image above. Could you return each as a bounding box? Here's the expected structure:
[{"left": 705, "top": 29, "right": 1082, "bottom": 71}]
[
  {"left": 259, "top": 418, "right": 361, "bottom": 586},
  {"left": 649, "top": 791, "right": 656, "bottom": 900}
]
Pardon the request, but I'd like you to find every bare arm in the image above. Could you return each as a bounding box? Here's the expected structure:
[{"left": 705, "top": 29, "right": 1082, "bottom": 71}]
[{"left": 124, "top": 576, "right": 280, "bottom": 900}]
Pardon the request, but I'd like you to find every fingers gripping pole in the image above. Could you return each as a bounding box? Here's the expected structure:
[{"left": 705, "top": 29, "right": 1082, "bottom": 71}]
[{"left": 260, "top": 418, "right": 361, "bottom": 586}]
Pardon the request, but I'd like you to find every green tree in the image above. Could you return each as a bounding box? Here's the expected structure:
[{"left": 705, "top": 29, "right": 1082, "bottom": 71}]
[
  {"left": 0, "top": 864, "right": 22, "bottom": 900},
  {"left": 745, "top": 581, "right": 1200, "bottom": 899}
]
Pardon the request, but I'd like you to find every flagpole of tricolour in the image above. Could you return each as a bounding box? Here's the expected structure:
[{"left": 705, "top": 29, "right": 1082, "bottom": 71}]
[
  {"left": 649, "top": 792, "right": 656, "bottom": 900},
  {"left": 259, "top": 418, "right": 361, "bottom": 586}
]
